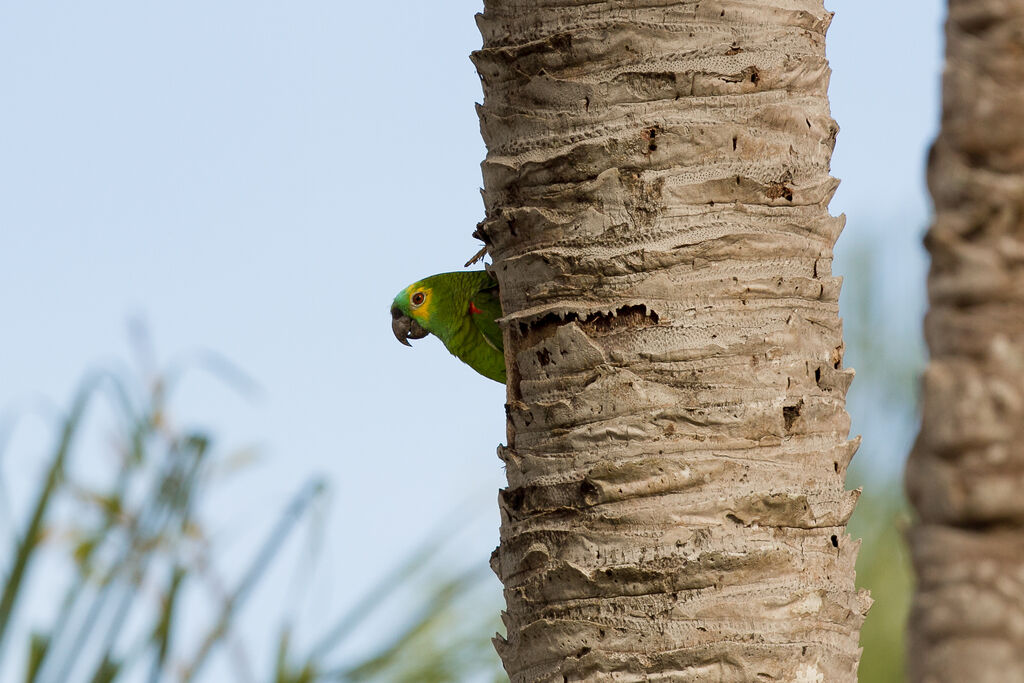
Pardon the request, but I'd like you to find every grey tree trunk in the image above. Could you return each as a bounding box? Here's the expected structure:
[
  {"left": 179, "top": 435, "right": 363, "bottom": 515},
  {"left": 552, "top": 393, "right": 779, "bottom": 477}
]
[
  {"left": 472, "top": 2, "right": 869, "bottom": 681},
  {"left": 906, "top": 2, "right": 1024, "bottom": 680}
]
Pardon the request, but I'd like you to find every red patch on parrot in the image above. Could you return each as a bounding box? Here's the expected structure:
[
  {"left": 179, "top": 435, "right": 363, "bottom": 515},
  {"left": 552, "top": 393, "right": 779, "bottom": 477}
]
[{"left": 469, "top": 302, "right": 483, "bottom": 314}]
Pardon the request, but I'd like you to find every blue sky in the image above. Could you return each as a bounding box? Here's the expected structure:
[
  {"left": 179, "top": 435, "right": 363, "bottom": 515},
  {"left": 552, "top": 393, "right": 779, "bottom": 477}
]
[{"left": 0, "top": 0, "right": 942, "bottom": 678}]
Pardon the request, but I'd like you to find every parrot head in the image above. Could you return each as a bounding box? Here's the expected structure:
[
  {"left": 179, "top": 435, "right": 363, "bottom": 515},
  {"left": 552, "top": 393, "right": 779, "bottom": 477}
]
[
  {"left": 390, "top": 270, "right": 506, "bottom": 383},
  {"left": 390, "top": 280, "right": 433, "bottom": 346}
]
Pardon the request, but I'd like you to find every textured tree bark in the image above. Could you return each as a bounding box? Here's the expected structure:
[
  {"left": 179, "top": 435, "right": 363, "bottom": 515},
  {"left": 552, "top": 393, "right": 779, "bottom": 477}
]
[
  {"left": 906, "top": 2, "right": 1024, "bottom": 681},
  {"left": 472, "top": 2, "right": 869, "bottom": 681}
]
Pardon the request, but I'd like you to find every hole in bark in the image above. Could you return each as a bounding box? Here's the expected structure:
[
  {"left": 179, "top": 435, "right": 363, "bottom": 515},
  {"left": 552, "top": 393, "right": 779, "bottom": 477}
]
[
  {"left": 519, "top": 305, "right": 660, "bottom": 338},
  {"left": 732, "top": 136, "right": 738, "bottom": 151},
  {"left": 831, "top": 534, "right": 839, "bottom": 548},
  {"left": 648, "top": 142, "right": 657, "bottom": 151},
  {"left": 501, "top": 487, "right": 525, "bottom": 512},
  {"left": 536, "top": 348, "right": 552, "bottom": 366},
  {"left": 576, "top": 647, "right": 591, "bottom": 658},
  {"left": 736, "top": 176, "right": 741, "bottom": 185},
  {"left": 782, "top": 400, "right": 803, "bottom": 432},
  {"left": 648, "top": 128, "right": 656, "bottom": 139},
  {"left": 806, "top": 118, "right": 812, "bottom": 128},
  {"left": 599, "top": 629, "right": 605, "bottom": 637},
  {"left": 720, "top": 9, "right": 725, "bottom": 16},
  {"left": 750, "top": 68, "right": 760, "bottom": 84},
  {"left": 584, "top": 96, "right": 590, "bottom": 111},
  {"left": 766, "top": 182, "right": 794, "bottom": 202},
  {"left": 814, "top": 367, "right": 822, "bottom": 386},
  {"left": 802, "top": 646, "right": 808, "bottom": 656},
  {"left": 960, "top": 14, "right": 999, "bottom": 36},
  {"left": 834, "top": 461, "right": 840, "bottom": 473},
  {"left": 725, "top": 513, "right": 744, "bottom": 525},
  {"left": 580, "top": 479, "right": 599, "bottom": 505},
  {"left": 726, "top": 43, "right": 742, "bottom": 55}
]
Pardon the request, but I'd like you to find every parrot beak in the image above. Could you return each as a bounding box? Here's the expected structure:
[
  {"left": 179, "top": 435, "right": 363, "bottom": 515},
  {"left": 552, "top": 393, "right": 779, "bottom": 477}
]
[{"left": 391, "top": 307, "right": 428, "bottom": 346}]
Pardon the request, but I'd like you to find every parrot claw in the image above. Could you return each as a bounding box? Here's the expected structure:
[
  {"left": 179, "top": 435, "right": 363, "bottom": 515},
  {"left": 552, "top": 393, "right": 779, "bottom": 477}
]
[{"left": 391, "top": 307, "right": 428, "bottom": 346}]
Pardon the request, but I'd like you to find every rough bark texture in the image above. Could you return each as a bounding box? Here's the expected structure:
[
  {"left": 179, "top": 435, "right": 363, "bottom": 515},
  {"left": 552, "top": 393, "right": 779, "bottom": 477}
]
[
  {"left": 472, "top": 2, "right": 869, "bottom": 681},
  {"left": 906, "top": 2, "right": 1024, "bottom": 680},
  {"left": 473, "top": 1, "right": 872, "bottom": 679}
]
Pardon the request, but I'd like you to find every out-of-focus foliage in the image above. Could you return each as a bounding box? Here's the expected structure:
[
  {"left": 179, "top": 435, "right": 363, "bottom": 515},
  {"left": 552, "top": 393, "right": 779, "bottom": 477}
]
[
  {"left": 839, "top": 237, "right": 925, "bottom": 683},
  {"left": 1, "top": 233, "right": 922, "bottom": 683},
  {"left": 850, "top": 487, "right": 911, "bottom": 683},
  {"left": 0, "top": 349, "right": 504, "bottom": 683}
]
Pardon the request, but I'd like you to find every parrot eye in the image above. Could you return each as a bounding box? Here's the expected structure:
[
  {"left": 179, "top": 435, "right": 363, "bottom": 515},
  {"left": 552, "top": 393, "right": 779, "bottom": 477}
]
[{"left": 410, "top": 291, "right": 425, "bottom": 308}]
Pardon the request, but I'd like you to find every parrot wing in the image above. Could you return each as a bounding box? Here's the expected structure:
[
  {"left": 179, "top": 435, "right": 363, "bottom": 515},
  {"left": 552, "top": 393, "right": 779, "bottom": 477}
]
[{"left": 470, "top": 284, "right": 504, "bottom": 352}]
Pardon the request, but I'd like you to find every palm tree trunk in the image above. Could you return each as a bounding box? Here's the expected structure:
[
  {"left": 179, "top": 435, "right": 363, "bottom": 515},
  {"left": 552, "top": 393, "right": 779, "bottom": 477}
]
[
  {"left": 906, "top": 2, "right": 1024, "bottom": 680},
  {"left": 473, "top": 1, "right": 868, "bottom": 681}
]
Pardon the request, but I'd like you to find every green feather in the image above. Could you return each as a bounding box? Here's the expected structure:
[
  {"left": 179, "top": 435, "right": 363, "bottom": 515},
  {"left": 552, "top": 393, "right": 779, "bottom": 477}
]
[
  {"left": 470, "top": 284, "right": 503, "bottom": 353},
  {"left": 391, "top": 271, "right": 506, "bottom": 383}
]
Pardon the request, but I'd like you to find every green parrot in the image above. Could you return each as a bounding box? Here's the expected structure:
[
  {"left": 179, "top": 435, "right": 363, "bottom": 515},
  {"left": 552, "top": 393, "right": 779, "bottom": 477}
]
[{"left": 390, "top": 270, "right": 506, "bottom": 383}]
